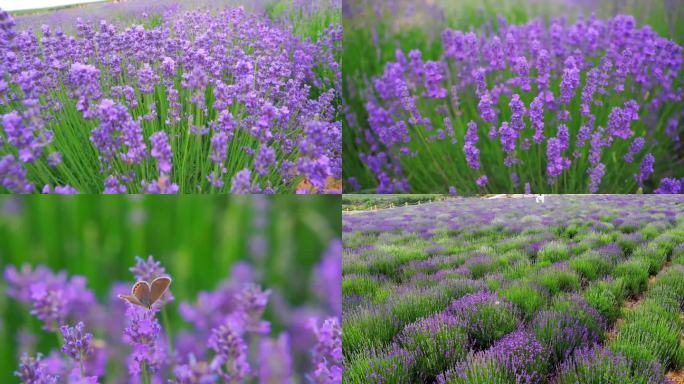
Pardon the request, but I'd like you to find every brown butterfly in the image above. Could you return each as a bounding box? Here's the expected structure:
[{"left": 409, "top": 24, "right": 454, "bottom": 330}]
[{"left": 118, "top": 277, "right": 172, "bottom": 309}]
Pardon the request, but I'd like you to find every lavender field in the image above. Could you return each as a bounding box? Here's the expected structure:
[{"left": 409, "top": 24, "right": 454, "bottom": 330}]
[
  {"left": 343, "top": 195, "right": 684, "bottom": 383},
  {"left": 342, "top": 0, "right": 684, "bottom": 194},
  {"left": 0, "top": 0, "right": 341, "bottom": 193}
]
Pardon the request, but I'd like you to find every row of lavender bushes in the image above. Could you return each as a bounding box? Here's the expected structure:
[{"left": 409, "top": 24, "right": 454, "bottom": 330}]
[{"left": 342, "top": 195, "right": 684, "bottom": 383}]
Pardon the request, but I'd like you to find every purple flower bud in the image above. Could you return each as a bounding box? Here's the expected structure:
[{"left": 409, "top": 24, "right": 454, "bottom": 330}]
[
  {"left": 635, "top": 153, "right": 655, "bottom": 185},
  {"left": 654, "top": 177, "right": 682, "bottom": 194},
  {"left": 230, "top": 169, "right": 252, "bottom": 194},
  {"left": 624, "top": 137, "right": 645, "bottom": 163},
  {"left": 208, "top": 319, "right": 250, "bottom": 382},
  {"left": 60, "top": 322, "right": 92, "bottom": 363},
  {"left": 308, "top": 317, "right": 342, "bottom": 384},
  {"left": 14, "top": 353, "right": 58, "bottom": 384}
]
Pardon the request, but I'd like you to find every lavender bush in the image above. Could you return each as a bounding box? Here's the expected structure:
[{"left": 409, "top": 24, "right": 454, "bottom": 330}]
[{"left": 0, "top": 0, "right": 341, "bottom": 193}]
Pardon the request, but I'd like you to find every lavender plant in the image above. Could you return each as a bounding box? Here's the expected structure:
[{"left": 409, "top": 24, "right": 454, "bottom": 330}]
[
  {"left": 0, "top": 0, "right": 341, "bottom": 194},
  {"left": 556, "top": 346, "right": 668, "bottom": 384}
]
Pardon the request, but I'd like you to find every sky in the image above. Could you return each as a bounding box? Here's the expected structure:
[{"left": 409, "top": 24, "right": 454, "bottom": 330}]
[{"left": 0, "top": 0, "right": 104, "bottom": 11}]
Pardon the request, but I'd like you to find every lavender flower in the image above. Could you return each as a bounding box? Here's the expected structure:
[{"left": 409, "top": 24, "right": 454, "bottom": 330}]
[
  {"left": 635, "top": 153, "right": 655, "bottom": 185},
  {"left": 314, "top": 239, "right": 342, "bottom": 317},
  {"left": 150, "top": 132, "right": 172, "bottom": 175},
  {"left": 259, "top": 334, "right": 293, "bottom": 384},
  {"left": 123, "top": 304, "right": 165, "bottom": 377},
  {"left": 236, "top": 284, "right": 271, "bottom": 334},
  {"left": 464, "top": 121, "right": 481, "bottom": 170},
  {"left": 588, "top": 163, "right": 605, "bottom": 193},
  {"left": 624, "top": 137, "right": 645, "bottom": 163},
  {"left": 60, "top": 322, "right": 92, "bottom": 363},
  {"left": 487, "top": 330, "right": 547, "bottom": 384},
  {"left": 231, "top": 169, "right": 252, "bottom": 194},
  {"left": 308, "top": 317, "right": 342, "bottom": 384},
  {"left": 654, "top": 177, "right": 682, "bottom": 194},
  {"left": 208, "top": 319, "right": 250, "bottom": 382},
  {"left": 14, "top": 353, "right": 58, "bottom": 384}
]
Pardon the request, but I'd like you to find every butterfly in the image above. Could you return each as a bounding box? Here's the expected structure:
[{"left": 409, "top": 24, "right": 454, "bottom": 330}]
[{"left": 118, "top": 276, "right": 172, "bottom": 309}]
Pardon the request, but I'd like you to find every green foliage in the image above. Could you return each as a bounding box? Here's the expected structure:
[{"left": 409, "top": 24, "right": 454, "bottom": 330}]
[
  {"left": 343, "top": 274, "right": 385, "bottom": 297},
  {"left": 609, "top": 263, "right": 684, "bottom": 371},
  {"left": 344, "top": 347, "right": 415, "bottom": 384},
  {"left": 569, "top": 251, "right": 612, "bottom": 281},
  {"left": 440, "top": 354, "right": 516, "bottom": 384},
  {"left": 538, "top": 241, "right": 570, "bottom": 263},
  {"left": 556, "top": 347, "right": 666, "bottom": 384},
  {"left": 390, "top": 289, "right": 450, "bottom": 325},
  {"left": 532, "top": 267, "right": 581, "bottom": 296},
  {"left": 459, "top": 301, "right": 520, "bottom": 349},
  {"left": 467, "top": 258, "right": 499, "bottom": 279},
  {"left": 633, "top": 245, "right": 668, "bottom": 275},
  {"left": 498, "top": 282, "right": 546, "bottom": 321},
  {"left": 343, "top": 307, "right": 398, "bottom": 358},
  {"left": 342, "top": 194, "right": 451, "bottom": 211},
  {"left": 640, "top": 224, "right": 660, "bottom": 241},
  {"left": 611, "top": 315, "right": 682, "bottom": 369},
  {"left": 583, "top": 279, "right": 625, "bottom": 324},
  {"left": 613, "top": 259, "right": 650, "bottom": 297}
]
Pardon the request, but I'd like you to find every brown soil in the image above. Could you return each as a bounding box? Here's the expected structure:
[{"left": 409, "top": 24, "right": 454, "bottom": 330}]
[
  {"left": 606, "top": 318, "right": 624, "bottom": 342},
  {"left": 666, "top": 370, "right": 684, "bottom": 384}
]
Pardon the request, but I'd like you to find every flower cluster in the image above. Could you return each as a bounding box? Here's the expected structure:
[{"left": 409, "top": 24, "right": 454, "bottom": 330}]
[{"left": 4, "top": 264, "right": 96, "bottom": 331}]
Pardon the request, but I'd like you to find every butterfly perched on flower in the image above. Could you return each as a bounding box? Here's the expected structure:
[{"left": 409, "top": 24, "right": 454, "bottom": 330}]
[{"left": 118, "top": 277, "right": 172, "bottom": 309}]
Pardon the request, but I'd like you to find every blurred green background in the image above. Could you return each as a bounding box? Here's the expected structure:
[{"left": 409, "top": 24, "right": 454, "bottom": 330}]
[{"left": 0, "top": 195, "right": 341, "bottom": 381}]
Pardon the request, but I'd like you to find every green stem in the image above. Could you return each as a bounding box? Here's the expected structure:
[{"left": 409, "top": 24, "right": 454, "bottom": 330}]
[
  {"left": 162, "top": 307, "right": 174, "bottom": 356},
  {"left": 141, "top": 362, "right": 151, "bottom": 384},
  {"left": 79, "top": 352, "right": 85, "bottom": 378}
]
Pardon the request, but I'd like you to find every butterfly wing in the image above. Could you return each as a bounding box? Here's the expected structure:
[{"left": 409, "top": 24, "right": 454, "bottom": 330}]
[
  {"left": 149, "top": 276, "right": 172, "bottom": 306},
  {"left": 132, "top": 281, "right": 151, "bottom": 308},
  {"left": 118, "top": 294, "right": 144, "bottom": 307}
]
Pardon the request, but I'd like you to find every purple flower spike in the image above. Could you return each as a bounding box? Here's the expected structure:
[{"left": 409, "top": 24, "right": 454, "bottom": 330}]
[
  {"left": 236, "top": 284, "right": 271, "bottom": 334},
  {"left": 308, "top": 317, "right": 342, "bottom": 384},
  {"left": 208, "top": 319, "right": 250, "bottom": 383},
  {"left": 654, "top": 178, "right": 682, "bottom": 194},
  {"left": 60, "top": 321, "right": 93, "bottom": 363},
  {"left": 123, "top": 304, "right": 165, "bottom": 377},
  {"left": 635, "top": 153, "right": 655, "bottom": 186},
  {"left": 259, "top": 334, "right": 293, "bottom": 384},
  {"left": 14, "top": 353, "right": 58, "bottom": 384},
  {"left": 231, "top": 169, "right": 253, "bottom": 194}
]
